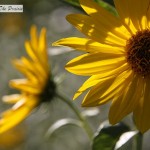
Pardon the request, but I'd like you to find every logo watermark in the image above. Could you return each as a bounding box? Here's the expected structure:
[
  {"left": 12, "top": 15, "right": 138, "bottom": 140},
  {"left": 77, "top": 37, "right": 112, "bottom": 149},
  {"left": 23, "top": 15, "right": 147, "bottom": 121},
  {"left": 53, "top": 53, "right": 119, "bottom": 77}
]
[{"left": 0, "top": 5, "right": 23, "bottom": 13}]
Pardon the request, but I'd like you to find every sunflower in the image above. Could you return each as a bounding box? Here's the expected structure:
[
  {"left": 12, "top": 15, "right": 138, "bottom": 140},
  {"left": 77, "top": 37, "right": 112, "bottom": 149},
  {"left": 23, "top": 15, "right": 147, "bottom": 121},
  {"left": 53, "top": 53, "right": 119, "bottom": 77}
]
[
  {"left": 53, "top": 0, "right": 150, "bottom": 133},
  {"left": 0, "top": 25, "right": 56, "bottom": 133}
]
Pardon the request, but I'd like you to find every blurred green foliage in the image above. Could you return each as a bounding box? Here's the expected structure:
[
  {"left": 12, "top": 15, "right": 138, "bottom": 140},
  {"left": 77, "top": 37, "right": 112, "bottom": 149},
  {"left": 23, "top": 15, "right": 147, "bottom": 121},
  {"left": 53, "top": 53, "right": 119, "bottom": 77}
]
[
  {"left": 92, "top": 122, "right": 130, "bottom": 150},
  {"left": 64, "top": 0, "right": 117, "bottom": 16}
]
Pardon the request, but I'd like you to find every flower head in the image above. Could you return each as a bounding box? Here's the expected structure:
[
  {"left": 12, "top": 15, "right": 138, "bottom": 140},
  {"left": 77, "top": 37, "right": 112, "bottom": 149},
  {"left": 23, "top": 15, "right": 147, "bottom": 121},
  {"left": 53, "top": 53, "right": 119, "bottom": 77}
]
[
  {"left": 0, "top": 25, "right": 56, "bottom": 133},
  {"left": 54, "top": 0, "right": 150, "bottom": 133}
]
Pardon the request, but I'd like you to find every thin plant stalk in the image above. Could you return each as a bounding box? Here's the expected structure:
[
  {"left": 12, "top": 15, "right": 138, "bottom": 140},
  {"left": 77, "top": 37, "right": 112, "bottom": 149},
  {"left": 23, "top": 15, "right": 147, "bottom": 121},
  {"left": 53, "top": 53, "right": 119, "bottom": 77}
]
[
  {"left": 56, "top": 92, "right": 93, "bottom": 140},
  {"left": 136, "top": 132, "right": 143, "bottom": 150}
]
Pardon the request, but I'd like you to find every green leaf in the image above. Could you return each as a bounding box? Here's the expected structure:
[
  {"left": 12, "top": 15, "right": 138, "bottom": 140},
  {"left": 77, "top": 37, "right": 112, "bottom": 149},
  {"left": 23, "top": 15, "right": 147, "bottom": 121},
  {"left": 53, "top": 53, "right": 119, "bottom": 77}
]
[
  {"left": 45, "top": 118, "right": 82, "bottom": 138},
  {"left": 64, "top": 0, "right": 80, "bottom": 7},
  {"left": 92, "top": 121, "right": 130, "bottom": 150},
  {"left": 94, "top": 0, "right": 118, "bottom": 16}
]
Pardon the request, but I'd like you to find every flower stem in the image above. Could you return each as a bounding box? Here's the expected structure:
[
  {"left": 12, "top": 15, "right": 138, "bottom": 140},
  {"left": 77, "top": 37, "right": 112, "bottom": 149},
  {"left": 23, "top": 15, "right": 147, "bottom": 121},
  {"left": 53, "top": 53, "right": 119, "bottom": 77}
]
[
  {"left": 56, "top": 92, "right": 93, "bottom": 140},
  {"left": 136, "top": 132, "right": 143, "bottom": 150}
]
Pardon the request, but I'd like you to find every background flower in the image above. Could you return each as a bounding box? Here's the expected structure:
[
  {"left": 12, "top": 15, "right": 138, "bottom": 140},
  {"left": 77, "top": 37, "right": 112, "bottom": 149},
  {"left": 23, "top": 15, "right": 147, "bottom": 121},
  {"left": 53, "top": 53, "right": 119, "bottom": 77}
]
[{"left": 0, "top": 25, "right": 53, "bottom": 134}]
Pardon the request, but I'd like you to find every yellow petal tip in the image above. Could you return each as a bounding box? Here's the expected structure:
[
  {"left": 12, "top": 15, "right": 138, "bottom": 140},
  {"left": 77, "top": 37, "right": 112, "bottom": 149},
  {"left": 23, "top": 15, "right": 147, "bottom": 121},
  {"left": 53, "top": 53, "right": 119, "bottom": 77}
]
[
  {"left": 52, "top": 38, "right": 68, "bottom": 46},
  {"left": 81, "top": 101, "right": 91, "bottom": 107},
  {"left": 52, "top": 41, "right": 60, "bottom": 46}
]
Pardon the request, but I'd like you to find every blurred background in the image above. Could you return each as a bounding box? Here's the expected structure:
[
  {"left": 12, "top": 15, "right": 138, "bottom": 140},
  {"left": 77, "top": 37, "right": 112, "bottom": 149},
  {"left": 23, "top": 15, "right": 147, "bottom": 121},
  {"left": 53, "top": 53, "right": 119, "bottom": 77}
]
[{"left": 0, "top": 0, "right": 150, "bottom": 150}]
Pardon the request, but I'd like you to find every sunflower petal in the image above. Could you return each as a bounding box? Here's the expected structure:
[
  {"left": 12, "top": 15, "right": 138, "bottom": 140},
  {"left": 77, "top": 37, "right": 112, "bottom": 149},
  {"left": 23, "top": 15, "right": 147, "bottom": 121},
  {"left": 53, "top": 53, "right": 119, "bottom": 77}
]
[
  {"left": 82, "top": 77, "right": 115, "bottom": 106},
  {"left": 0, "top": 96, "right": 38, "bottom": 134},
  {"left": 25, "top": 41, "right": 49, "bottom": 71},
  {"left": 38, "top": 27, "right": 49, "bottom": 70},
  {"left": 2, "top": 94, "right": 22, "bottom": 104},
  {"left": 74, "top": 75, "right": 114, "bottom": 100},
  {"left": 73, "top": 63, "right": 129, "bottom": 99},
  {"left": 9, "top": 79, "right": 42, "bottom": 94},
  {"left": 25, "top": 41, "right": 38, "bottom": 62},
  {"left": 66, "top": 14, "right": 126, "bottom": 46},
  {"left": 133, "top": 78, "right": 150, "bottom": 133},
  {"left": 79, "top": 0, "right": 130, "bottom": 39},
  {"left": 109, "top": 74, "right": 142, "bottom": 124},
  {"left": 39, "top": 28, "right": 48, "bottom": 59},
  {"left": 100, "top": 69, "right": 132, "bottom": 98},
  {"left": 30, "top": 25, "right": 38, "bottom": 50},
  {"left": 53, "top": 37, "right": 124, "bottom": 54},
  {"left": 13, "top": 59, "right": 45, "bottom": 84},
  {"left": 147, "top": 4, "right": 150, "bottom": 27},
  {"left": 66, "top": 53, "right": 125, "bottom": 76},
  {"left": 82, "top": 69, "right": 132, "bottom": 107},
  {"left": 114, "top": 0, "right": 150, "bottom": 32},
  {"left": 21, "top": 57, "right": 48, "bottom": 81}
]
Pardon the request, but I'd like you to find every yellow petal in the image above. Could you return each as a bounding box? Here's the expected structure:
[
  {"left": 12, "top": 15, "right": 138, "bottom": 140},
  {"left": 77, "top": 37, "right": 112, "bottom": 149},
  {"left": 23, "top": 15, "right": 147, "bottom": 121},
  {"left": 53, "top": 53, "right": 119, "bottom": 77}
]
[
  {"left": 2, "top": 94, "right": 22, "bottom": 104},
  {"left": 9, "top": 79, "right": 42, "bottom": 94},
  {"left": 66, "top": 14, "right": 126, "bottom": 46},
  {"left": 79, "top": 0, "right": 130, "bottom": 39},
  {"left": 82, "top": 77, "right": 115, "bottom": 106},
  {"left": 141, "top": 16, "right": 148, "bottom": 30},
  {"left": 66, "top": 53, "right": 125, "bottom": 76},
  {"left": 114, "top": 0, "right": 137, "bottom": 33},
  {"left": 28, "top": 25, "right": 49, "bottom": 70},
  {"left": 136, "top": 1, "right": 149, "bottom": 30},
  {"left": 114, "top": 0, "right": 149, "bottom": 32},
  {"left": 30, "top": 25, "right": 38, "bottom": 50},
  {"left": 133, "top": 78, "right": 150, "bottom": 133},
  {"left": 39, "top": 27, "right": 48, "bottom": 60},
  {"left": 100, "top": 69, "right": 132, "bottom": 99},
  {"left": 21, "top": 57, "right": 48, "bottom": 82},
  {"left": 73, "top": 63, "right": 129, "bottom": 99},
  {"left": 13, "top": 59, "right": 37, "bottom": 79},
  {"left": 147, "top": 5, "right": 150, "bottom": 27},
  {"left": 25, "top": 41, "right": 49, "bottom": 71},
  {"left": 0, "top": 96, "right": 38, "bottom": 134},
  {"left": 109, "top": 74, "right": 142, "bottom": 124},
  {"left": 53, "top": 37, "right": 124, "bottom": 54},
  {"left": 13, "top": 59, "right": 45, "bottom": 85},
  {"left": 74, "top": 75, "right": 114, "bottom": 100},
  {"left": 25, "top": 41, "right": 38, "bottom": 62},
  {"left": 82, "top": 69, "right": 132, "bottom": 107},
  {"left": 38, "top": 27, "right": 49, "bottom": 70}
]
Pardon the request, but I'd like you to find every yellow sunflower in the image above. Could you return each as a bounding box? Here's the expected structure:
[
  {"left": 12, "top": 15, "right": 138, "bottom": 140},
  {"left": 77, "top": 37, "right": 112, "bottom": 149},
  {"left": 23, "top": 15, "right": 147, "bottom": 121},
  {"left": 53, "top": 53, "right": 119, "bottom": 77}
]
[
  {"left": 53, "top": 0, "right": 150, "bottom": 133},
  {"left": 0, "top": 25, "right": 56, "bottom": 133}
]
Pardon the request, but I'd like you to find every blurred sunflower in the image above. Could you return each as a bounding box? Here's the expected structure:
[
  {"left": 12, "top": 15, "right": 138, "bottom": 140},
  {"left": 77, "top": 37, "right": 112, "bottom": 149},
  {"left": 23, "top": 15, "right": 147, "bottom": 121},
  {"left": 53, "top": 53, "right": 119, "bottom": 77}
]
[
  {"left": 54, "top": 0, "right": 150, "bottom": 133},
  {"left": 0, "top": 25, "right": 56, "bottom": 133}
]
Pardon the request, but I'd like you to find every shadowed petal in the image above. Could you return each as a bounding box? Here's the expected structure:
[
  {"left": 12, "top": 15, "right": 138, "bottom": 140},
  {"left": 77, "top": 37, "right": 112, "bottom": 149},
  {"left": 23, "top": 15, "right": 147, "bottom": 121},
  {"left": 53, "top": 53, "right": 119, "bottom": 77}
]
[
  {"left": 114, "top": 0, "right": 150, "bottom": 32},
  {"left": 133, "top": 78, "right": 150, "bottom": 133},
  {"left": 82, "top": 69, "right": 132, "bottom": 106},
  {"left": 109, "top": 74, "right": 143, "bottom": 124},
  {"left": 79, "top": 0, "right": 130, "bottom": 39},
  {"left": 66, "top": 14, "right": 126, "bottom": 46}
]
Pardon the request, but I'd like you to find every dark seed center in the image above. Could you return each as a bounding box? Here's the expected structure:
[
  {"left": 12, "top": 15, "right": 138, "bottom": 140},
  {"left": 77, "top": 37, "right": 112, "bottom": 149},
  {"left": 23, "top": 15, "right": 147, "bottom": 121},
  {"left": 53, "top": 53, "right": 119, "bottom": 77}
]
[
  {"left": 126, "top": 29, "right": 150, "bottom": 77},
  {"left": 40, "top": 78, "right": 56, "bottom": 103}
]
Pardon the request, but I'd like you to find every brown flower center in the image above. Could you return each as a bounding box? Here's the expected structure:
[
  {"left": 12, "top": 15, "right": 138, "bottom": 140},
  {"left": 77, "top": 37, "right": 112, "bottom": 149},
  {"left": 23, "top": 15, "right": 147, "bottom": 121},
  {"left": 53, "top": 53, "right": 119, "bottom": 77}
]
[
  {"left": 40, "top": 78, "right": 56, "bottom": 103},
  {"left": 126, "top": 29, "right": 150, "bottom": 77}
]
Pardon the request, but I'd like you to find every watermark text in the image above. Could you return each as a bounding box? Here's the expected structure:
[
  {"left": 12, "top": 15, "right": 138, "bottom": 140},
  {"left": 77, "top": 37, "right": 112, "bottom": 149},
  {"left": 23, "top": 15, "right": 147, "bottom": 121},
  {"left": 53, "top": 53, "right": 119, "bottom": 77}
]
[{"left": 0, "top": 5, "right": 23, "bottom": 13}]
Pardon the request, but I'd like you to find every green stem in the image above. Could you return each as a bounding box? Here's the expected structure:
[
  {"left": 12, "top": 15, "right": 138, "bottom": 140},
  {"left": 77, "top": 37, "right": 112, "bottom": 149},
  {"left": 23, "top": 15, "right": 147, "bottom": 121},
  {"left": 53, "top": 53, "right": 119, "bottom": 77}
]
[
  {"left": 136, "top": 132, "right": 143, "bottom": 150},
  {"left": 56, "top": 92, "right": 93, "bottom": 140}
]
